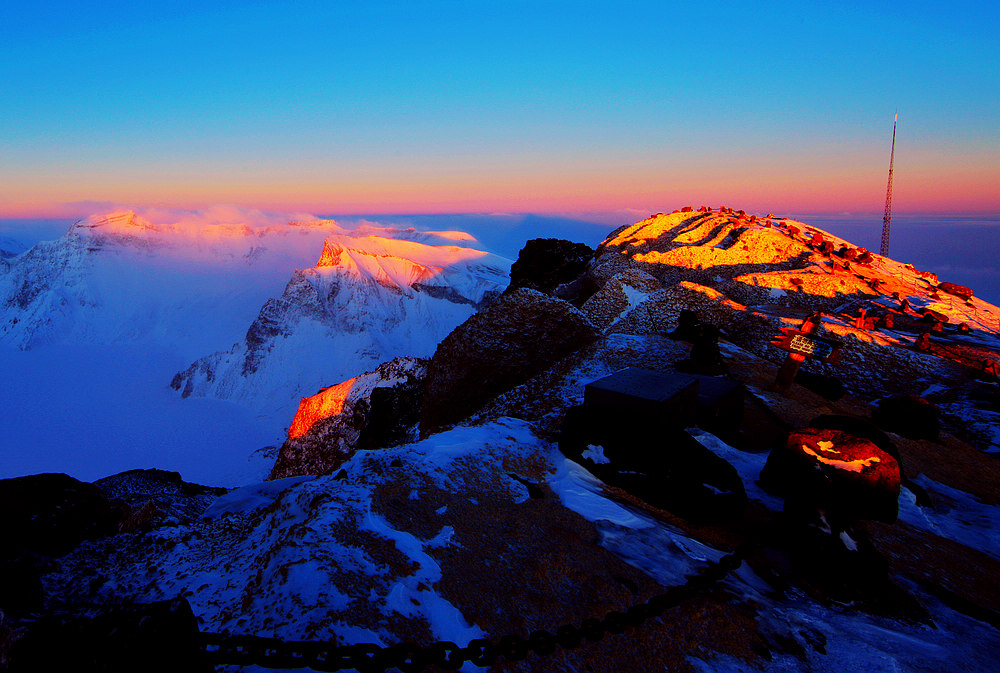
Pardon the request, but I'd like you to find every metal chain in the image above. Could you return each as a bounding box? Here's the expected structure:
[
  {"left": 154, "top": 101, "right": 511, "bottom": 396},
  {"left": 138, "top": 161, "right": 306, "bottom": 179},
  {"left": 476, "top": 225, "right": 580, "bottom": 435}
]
[{"left": 199, "top": 538, "right": 757, "bottom": 671}]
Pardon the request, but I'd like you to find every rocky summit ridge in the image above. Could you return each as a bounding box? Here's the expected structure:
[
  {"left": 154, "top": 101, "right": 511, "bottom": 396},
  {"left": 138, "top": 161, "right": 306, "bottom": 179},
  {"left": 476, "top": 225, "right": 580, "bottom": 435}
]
[{"left": 3, "top": 206, "right": 1000, "bottom": 672}]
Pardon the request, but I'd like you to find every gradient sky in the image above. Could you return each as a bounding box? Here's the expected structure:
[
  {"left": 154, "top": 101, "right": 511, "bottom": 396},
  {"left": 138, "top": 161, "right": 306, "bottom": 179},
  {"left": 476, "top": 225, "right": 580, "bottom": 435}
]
[{"left": 2, "top": 1, "right": 997, "bottom": 218}]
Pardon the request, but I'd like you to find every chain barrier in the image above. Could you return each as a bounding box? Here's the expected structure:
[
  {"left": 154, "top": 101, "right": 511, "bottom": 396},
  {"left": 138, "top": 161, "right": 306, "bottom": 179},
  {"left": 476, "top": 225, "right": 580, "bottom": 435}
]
[{"left": 199, "top": 538, "right": 758, "bottom": 672}]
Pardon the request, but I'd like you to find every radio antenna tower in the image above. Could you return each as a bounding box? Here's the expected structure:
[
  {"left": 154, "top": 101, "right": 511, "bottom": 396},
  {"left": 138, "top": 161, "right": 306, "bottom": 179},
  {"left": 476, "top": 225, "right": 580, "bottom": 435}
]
[{"left": 880, "top": 113, "right": 897, "bottom": 256}]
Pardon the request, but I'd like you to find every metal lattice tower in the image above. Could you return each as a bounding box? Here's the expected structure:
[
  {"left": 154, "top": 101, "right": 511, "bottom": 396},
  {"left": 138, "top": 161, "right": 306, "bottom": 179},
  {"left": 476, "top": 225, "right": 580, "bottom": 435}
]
[{"left": 880, "top": 113, "right": 897, "bottom": 256}]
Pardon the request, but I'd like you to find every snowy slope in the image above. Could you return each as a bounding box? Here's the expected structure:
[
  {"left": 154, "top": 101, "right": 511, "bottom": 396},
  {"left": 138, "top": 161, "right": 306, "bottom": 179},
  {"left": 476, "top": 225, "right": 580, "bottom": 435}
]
[
  {"left": 0, "top": 208, "right": 508, "bottom": 484},
  {"left": 171, "top": 233, "right": 510, "bottom": 417},
  {"left": 0, "top": 211, "right": 350, "bottom": 358}
]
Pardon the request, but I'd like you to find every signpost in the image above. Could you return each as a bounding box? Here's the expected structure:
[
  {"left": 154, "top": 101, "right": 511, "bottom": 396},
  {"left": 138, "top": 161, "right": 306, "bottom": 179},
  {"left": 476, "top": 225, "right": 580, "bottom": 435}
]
[{"left": 770, "top": 312, "right": 842, "bottom": 393}]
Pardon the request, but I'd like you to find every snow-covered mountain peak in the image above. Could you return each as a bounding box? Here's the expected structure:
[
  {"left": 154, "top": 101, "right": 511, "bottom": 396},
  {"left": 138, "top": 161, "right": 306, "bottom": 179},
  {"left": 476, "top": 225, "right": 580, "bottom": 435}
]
[
  {"left": 71, "top": 210, "right": 159, "bottom": 235},
  {"left": 312, "top": 234, "right": 501, "bottom": 298},
  {"left": 169, "top": 231, "right": 510, "bottom": 416}
]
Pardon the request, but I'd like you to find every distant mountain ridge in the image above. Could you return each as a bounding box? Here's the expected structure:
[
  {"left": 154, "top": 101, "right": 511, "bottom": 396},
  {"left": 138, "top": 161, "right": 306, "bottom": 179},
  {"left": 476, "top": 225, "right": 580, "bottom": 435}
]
[{"left": 169, "top": 232, "right": 510, "bottom": 414}]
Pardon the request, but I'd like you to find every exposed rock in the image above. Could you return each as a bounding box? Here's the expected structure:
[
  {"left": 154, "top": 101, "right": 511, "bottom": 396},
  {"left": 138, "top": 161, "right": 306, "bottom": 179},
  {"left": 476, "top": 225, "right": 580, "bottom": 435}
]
[
  {"left": 579, "top": 270, "right": 662, "bottom": 330},
  {"left": 608, "top": 281, "right": 767, "bottom": 339},
  {"left": 467, "top": 333, "right": 692, "bottom": 438},
  {"left": 938, "top": 282, "right": 973, "bottom": 301},
  {"left": 792, "top": 369, "right": 846, "bottom": 401},
  {"left": 421, "top": 289, "right": 600, "bottom": 434},
  {"left": 761, "top": 427, "right": 901, "bottom": 523},
  {"left": 506, "top": 238, "right": 595, "bottom": 303},
  {"left": 0, "top": 473, "right": 123, "bottom": 559},
  {"left": 750, "top": 515, "right": 905, "bottom": 614},
  {"left": 270, "top": 356, "right": 427, "bottom": 479},
  {"left": 592, "top": 211, "right": 812, "bottom": 288},
  {"left": 0, "top": 555, "right": 43, "bottom": 617},
  {"left": 93, "top": 469, "right": 229, "bottom": 528},
  {"left": 872, "top": 394, "right": 941, "bottom": 441},
  {"left": 807, "top": 414, "right": 899, "bottom": 463}
]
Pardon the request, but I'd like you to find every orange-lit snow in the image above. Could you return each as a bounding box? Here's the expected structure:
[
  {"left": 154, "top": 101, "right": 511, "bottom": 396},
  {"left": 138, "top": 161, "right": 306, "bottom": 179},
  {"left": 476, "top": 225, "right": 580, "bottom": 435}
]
[{"left": 314, "top": 235, "right": 491, "bottom": 292}]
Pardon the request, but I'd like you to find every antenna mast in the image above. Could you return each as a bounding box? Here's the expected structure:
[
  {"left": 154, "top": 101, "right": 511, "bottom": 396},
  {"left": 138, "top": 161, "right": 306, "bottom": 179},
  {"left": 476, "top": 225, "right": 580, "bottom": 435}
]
[{"left": 880, "top": 113, "right": 897, "bottom": 256}]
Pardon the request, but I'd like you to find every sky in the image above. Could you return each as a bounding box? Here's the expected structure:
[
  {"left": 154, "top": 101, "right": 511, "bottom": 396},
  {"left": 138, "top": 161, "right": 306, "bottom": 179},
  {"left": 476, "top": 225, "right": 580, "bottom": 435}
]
[{"left": 2, "top": 1, "right": 998, "bottom": 218}]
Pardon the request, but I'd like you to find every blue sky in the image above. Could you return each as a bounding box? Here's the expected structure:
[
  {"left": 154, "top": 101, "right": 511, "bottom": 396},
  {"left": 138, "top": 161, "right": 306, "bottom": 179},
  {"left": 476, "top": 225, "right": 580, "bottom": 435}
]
[{"left": 2, "top": 1, "right": 998, "bottom": 215}]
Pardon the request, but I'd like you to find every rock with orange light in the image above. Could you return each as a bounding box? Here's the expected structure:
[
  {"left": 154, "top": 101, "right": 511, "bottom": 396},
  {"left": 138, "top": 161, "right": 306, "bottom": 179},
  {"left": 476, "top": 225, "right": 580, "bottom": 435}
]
[
  {"left": 270, "top": 356, "right": 427, "bottom": 480},
  {"left": 761, "top": 427, "right": 901, "bottom": 522}
]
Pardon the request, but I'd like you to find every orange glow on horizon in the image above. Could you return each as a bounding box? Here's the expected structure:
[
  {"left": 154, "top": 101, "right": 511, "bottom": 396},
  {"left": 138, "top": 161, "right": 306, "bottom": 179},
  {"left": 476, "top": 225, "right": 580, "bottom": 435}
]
[{"left": 1, "top": 161, "right": 998, "bottom": 220}]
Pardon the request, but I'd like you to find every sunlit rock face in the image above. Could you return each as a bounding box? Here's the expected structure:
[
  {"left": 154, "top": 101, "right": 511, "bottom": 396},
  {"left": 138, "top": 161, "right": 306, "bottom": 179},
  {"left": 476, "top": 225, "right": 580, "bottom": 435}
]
[
  {"left": 584, "top": 208, "right": 1000, "bottom": 450},
  {"left": 170, "top": 234, "right": 510, "bottom": 414},
  {"left": 270, "top": 356, "right": 427, "bottom": 480}
]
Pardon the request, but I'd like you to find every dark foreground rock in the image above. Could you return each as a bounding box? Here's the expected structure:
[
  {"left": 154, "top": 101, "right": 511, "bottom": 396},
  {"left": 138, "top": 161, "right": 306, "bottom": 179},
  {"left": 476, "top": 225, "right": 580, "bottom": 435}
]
[
  {"left": 421, "top": 289, "right": 600, "bottom": 434},
  {"left": 506, "top": 238, "right": 595, "bottom": 303},
  {"left": 0, "top": 473, "right": 123, "bottom": 559},
  {"left": 872, "top": 394, "right": 941, "bottom": 441},
  {"left": 560, "top": 405, "right": 747, "bottom": 523},
  {"left": 1, "top": 597, "right": 208, "bottom": 673}
]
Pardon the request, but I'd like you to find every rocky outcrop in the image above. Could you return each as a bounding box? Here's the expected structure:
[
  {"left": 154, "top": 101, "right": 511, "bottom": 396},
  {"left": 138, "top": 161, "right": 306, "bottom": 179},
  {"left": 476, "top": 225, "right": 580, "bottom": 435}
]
[
  {"left": 421, "top": 289, "right": 600, "bottom": 434},
  {"left": 938, "top": 282, "right": 973, "bottom": 302},
  {"left": 506, "top": 238, "right": 595, "bottom": 303},
  {"left": 94, "top": 469, "right": 230, "bottom": 530},
  {"left": 270, "top": 357, "right": 427, "bottom": 479},
  {"left": 560, "top": 408, "right": 747, "bottom": 523},
  {"left": 580, "top": 270, "right": 663, "bottom": 331},
  {"left": 592, "top": 212, "right": 812, "bottom": 288},
  {"left": 0, "top": 473, "right": 124, "bottom": 559}
]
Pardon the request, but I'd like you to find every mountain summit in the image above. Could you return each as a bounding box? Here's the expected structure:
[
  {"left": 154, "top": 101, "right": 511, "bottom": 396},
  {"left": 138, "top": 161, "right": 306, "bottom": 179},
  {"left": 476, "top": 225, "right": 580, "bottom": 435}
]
[{"left": 4, "top": 207, "right": 1000, "bottom": 673}]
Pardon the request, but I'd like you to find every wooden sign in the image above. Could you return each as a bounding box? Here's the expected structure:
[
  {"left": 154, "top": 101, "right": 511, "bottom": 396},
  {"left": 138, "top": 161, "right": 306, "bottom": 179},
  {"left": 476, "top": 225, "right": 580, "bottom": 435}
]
[{"left": 770, "top": 328, "right": 842, "bottom": 362}]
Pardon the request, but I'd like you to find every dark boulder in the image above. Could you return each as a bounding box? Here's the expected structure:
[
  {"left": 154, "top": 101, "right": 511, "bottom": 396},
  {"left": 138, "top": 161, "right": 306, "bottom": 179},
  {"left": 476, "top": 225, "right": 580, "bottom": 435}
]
[
  {"left": 506, "top": 238, "right": 596, "bottom": 304},
  {"left": 872, "top": 394, "right": 940, "bottom": 441},
  {"left": 421, "top": 289, "right": 600, "bottom": 435},
  {"left": 793, "top": 369, "right": 846, "bottom": 401},
  {"left": 0, "top": 473, "right": 122, "bottom": 559},
  {"left": 753, "top": 515, "right": 898, "bottom": 610},
  {"left": 560, "top": 404, "right": 747, "bottom": 523},
  {"left": 760, "top": 428, "right": 901, "bottom": 523}
]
